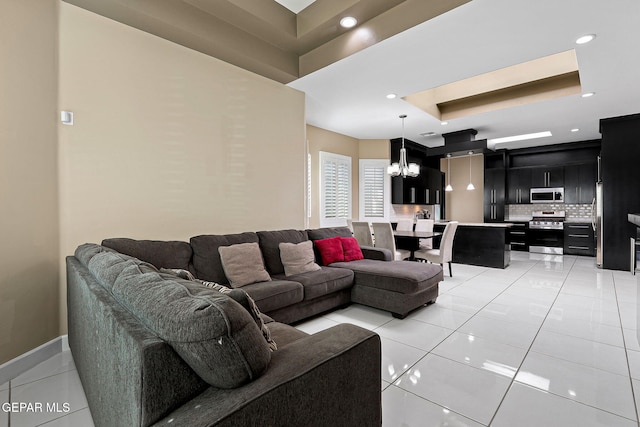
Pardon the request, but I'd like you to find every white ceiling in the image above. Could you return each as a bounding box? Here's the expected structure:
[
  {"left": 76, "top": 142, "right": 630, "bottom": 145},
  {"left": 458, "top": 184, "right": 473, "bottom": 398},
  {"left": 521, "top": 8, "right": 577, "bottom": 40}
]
[
  {"left": 288, "top": 0, "right": 640, "bottom": 150},
  {"left": 273, "top": 0, "right": 316, "bottom": 14}
]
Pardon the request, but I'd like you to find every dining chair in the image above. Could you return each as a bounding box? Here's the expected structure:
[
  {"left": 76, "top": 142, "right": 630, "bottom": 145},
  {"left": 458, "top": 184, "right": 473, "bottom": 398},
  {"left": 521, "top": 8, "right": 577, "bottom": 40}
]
[
  {"left": 414, "top": 221, "right": 459, "bottom": 276},
  {"left": 371, "top": 222, "right": 411, "bottom": 261},
  {"left": 352, "top": 221, "right": 374, "bottom": 247},
  {"left": 396, "top": 219, "right": 413, "bottom": 232},
  {"left": 415, "top": 219, "right": 435, "bottom": 250}
]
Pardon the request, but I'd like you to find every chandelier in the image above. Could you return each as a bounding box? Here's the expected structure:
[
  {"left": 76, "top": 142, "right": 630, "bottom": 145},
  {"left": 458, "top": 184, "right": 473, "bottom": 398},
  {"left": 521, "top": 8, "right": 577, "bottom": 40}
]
[{"left": 387, "top": 114, "right": 419, "bottom": 178}]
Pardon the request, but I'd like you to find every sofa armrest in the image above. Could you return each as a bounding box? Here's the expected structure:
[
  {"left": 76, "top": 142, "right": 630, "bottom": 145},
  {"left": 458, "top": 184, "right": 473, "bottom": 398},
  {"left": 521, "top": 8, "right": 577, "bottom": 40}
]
[
  {"left": 361, "top": 245, "right": 392, "bottom": 261},
  {"left": 153, "top": 324, "right": 382, "bottom": 426}
]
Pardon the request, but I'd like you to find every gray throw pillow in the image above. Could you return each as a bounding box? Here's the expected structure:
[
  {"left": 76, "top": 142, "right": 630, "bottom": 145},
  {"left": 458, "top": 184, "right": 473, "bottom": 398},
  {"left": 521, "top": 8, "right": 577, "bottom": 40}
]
[
  {"left": 218, "top": 242, "right": 271, "bottom": 287},
  {"left": 279, "top": 241, "right": 321, "bottom": 276}
]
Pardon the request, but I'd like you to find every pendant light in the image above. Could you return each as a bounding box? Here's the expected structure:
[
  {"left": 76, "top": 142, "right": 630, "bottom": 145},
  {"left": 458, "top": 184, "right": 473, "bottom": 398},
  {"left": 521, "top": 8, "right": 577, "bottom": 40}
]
[
  {"left": 466, "top": 151, "right": 475, "bottom": 191},
  {"left": 387, "top": 114, "right": 419, "bottom": 178},
  {"left": 445, "top": 154, "right": 453, "bottom": 191}
]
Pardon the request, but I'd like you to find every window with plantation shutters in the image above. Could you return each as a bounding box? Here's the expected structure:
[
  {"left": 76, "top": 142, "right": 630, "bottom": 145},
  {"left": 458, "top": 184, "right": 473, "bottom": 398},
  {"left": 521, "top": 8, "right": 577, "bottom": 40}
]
[
  {"left": 359, "top": 159, "right": 390, "bottom": 221},
  {"left": 320, "top": 152, "right": 351, "bottom": 227}
]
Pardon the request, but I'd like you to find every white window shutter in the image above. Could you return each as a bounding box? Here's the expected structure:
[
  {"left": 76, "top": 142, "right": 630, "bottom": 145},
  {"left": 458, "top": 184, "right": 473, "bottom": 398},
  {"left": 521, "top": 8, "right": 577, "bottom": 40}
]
[
  {"left": 320, "top": 152, "right": 352, "bottom": 227},
  {"left": 359, "top": 159, "right": 390, "bottom": 221}
]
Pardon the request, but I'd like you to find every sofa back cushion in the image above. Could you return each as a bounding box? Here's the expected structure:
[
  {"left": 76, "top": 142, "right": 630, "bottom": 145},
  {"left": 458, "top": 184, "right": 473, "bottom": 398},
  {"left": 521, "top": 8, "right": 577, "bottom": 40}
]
[
  {"left": 257, "top": 229, "right": 308, "bottom": 275},
  {"left": 112, "top": 263, "right": 271, "bottom": 389},
  {"left": 306, "top": 227, "right": 353, "bottom": 265},
  {"left": 190, "top": 232, "right": 259, "bottom": 284},
  {"left": 101, "top": 238, "right": 192, "bottom": 271}
]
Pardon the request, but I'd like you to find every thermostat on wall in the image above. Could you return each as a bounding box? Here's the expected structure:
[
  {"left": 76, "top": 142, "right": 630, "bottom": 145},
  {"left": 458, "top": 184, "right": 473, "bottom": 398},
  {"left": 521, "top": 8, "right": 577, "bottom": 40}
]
[{"left": 61, "top": 111, "right": 74, "bottom": 125}]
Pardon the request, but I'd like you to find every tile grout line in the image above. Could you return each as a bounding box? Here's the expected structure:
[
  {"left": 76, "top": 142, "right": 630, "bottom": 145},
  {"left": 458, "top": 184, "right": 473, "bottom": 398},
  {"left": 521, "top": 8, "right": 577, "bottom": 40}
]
[
  {"left": 387, "top": 259, "right": 540, "bottom": 425},
  {"left": 487, "top": 258, "right": 640, "bottom": 424},
  {"left": 611, "top": 271, "right": 640, "bottom": 426},
  {"left": 486, "top": 255, "right": 577, "bottom": 426}
]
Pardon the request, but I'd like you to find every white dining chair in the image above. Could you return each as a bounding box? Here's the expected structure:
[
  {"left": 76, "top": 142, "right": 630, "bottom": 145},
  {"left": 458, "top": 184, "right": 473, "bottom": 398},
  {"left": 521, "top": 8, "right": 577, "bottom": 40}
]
[
  {"left": 371, "top": 222, "right": 410, "bottom": 261},
  {"left": 415, "top": 219, "right": 435, "bottom": 250},
  {"left": 396, "top": 219, "right": 413, "bottom": 232},
  {"left": 352, "top": 221, "right": 374, "bottom": 247},
  {"left": 414, "top": 221, "right": 459, "bottom": 276}
]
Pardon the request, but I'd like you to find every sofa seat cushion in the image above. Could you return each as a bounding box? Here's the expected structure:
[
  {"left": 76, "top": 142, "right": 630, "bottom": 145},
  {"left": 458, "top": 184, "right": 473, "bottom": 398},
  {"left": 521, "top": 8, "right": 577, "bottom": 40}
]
[
  {"left": 112, "top": 263, "right": 271, "bottom": 389},
  {"left": 241, "top": 280, "right": 304, "bottom": 313},
  {"left": 190, "top": 232, "right": 259, "bottom": 284},
  {"left": 330, "top": 260, "right": 442, "bottom": 294},
  {"left": 272, "top": 267, "right": 354, "bottom": 301},
  {"left": 102, "top": 238, "right": 193, "bottom": 271}
]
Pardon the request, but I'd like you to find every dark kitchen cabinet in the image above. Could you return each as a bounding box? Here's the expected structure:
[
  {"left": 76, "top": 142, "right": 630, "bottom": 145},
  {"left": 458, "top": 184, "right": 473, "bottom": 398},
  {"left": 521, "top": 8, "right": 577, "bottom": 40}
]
[
  {"left": 564, "top": 162, "right": 597, "bottom": 204},
  {"left": 531, "top": 166, "right": 564, "bottom": 188},
  {"left": 507, "top": 168, "right": 532, "bottom": 204},
  {"left": 424, "top": 167, "right": 444, "bottom": 205},
  {"left": 392, "top": 167, "right": 443, "bottom": 205},
  {"left": 392, "top": 175, "right": 423, "bottom": 204},
  {"left": 600, "top": 113, "right": 640, "bottom": 270},
  {"left": 564, "top": 223, "right": 595, "bottom": 256},
  {"left": 484, "top": 168, "right": 505, "bottom": 222},
  {"left": 508, "top": 221, "right": 529, "bottom": 251}
]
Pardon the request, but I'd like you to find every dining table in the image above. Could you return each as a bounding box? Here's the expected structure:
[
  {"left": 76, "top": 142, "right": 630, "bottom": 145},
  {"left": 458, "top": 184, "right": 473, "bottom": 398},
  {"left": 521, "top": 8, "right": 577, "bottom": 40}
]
[{"left": 393, "top": 230, "right": 442, "bottom": 261}]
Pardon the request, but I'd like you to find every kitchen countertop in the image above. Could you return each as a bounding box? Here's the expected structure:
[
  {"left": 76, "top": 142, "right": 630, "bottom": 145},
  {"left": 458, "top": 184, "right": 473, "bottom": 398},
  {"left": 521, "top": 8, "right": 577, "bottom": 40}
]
[
  {"left": 505, "top": 216, "right": 532, "bottom": 222},
  {"left": 565, "top": 218, "right": 593, "bottom": 223},
  {"left": 436, "top": 222, "right": 513, "bottom": 228},
  {"left": 629, "top": 214, "right": 640, "bottom": 227}
]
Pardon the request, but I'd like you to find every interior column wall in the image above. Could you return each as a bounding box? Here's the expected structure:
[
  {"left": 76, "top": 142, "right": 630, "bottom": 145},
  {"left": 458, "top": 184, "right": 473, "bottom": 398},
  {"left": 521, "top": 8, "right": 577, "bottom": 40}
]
[{"left": 0, "top": 0, "right": 60, "bottom": 364}]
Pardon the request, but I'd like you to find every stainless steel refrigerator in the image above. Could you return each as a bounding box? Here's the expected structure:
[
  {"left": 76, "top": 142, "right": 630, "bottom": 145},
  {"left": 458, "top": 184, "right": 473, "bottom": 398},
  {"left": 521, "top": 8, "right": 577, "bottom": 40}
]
[{"left": 592, "top": 156, "right": 603, "bottom": 267}]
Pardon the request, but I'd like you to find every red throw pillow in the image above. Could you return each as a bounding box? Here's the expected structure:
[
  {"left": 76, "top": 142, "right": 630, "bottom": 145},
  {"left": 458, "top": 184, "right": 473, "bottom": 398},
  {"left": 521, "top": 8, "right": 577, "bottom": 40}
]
[
  {"left": 314, "top": 237, "right": 345, "bottom": 265},
  {"left": 340, "top": 237, "right": 364, "bottom": 262}
]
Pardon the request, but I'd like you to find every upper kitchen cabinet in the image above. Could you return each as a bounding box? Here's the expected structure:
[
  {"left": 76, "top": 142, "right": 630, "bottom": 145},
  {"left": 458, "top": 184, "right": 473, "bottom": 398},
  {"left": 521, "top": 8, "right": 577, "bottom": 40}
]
[
  {"left": 425, "top": 167, "right": 444, "bottom": 205},
  {"left": 391, "top": 167, "right": 443, "bottom": 205},
  {"left": 531, "top": 166, "right": 564, "bottom": 188},
  {"left": 507, "top": 168, "right": 532, "bottom": 204},
  {"left": 564, "top": 161, "right": 597, "bottom": 204},
  {"left": 484, "top": 152, "right": 506, "bottom": 222},
  {"left": 391, "top": 175, "right": 423, "bottom": 204},
  {"left": 390, "top": 138, "right": 443, "bottom": 205},
  {"left": 484, "top": 168, "right": 505, "bottom": 221}
]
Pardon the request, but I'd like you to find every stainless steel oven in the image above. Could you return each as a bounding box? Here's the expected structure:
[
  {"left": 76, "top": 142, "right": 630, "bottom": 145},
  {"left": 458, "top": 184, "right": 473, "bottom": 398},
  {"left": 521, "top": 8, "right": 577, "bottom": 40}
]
[{"left": 529, "top": 210, "right": 565, "bottom": 254}]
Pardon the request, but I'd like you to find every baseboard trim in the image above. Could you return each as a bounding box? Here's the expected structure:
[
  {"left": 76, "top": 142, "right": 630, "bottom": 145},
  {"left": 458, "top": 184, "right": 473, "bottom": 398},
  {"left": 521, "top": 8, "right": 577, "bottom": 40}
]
[{"left": 0, "top": 335, "right": 66, "bottom": 385}]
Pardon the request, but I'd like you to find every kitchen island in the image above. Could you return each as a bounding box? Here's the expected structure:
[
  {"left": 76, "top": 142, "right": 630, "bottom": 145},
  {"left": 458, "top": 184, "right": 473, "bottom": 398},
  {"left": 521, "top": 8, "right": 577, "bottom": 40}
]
[{"left": 434, "top": 222, "right": 512, "bottom": 269}]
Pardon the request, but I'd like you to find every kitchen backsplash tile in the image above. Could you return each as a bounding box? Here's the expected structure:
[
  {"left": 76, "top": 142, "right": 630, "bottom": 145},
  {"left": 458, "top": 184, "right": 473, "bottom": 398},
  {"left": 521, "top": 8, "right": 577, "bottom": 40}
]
[
  {"left": 391, "top": 204, "right": 439, "bottom": 221},
  {"left": 507, "top": 203, "right": 593, "bottom": 220}
]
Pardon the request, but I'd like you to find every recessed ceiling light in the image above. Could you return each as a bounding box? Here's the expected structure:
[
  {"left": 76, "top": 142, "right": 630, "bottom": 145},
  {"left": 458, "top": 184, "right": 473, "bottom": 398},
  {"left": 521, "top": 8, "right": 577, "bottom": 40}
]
[
  {"left": 581, "top": 92, "right": 595, "bottom": 98},
  {"left": 576, "top": 34, "right": 596, "bottom": 45},
  {"left": 571, "top": 128, "right": 580, "bottom": 132},
  {"left": 488, "top": 131, "right": 552, "bottom": 145},
  {"left": 420, "top": 132, "right": 436, "bottom": 137},
  {"left": 386, "top": 93, "right": 397, "bottom": 99},
  {"left": 441, "top": 121, "right": 448, "bottom": 125},
  {"left": 340, "top": 16, "right": 357, "bottom": 28}
]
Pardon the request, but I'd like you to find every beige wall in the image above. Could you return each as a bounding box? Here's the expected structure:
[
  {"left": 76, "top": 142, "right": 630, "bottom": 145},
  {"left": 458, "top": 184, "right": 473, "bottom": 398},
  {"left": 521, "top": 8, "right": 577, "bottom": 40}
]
[
  {"left": 307, "top": 129, "right": 390, "bottom": 228},
  {"left": 441, "top": 155, "right": 484, "bottom": 222},
  {"left": 307, "top": 126, "right": 359, "bottom": 229},
  {"left": 359, "top": 139, "right": 390, "bottom": 159},
  {"left": 58, "top": 3, "right": 306, "bottom": 332},
  {"left": 0, "top": 0, "right": 60, "bottom": 364}
]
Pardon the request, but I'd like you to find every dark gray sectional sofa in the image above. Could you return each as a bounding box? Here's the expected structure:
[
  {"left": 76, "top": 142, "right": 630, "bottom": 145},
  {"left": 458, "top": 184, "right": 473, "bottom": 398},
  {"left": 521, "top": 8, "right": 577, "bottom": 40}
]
[{"left": 66, "top": 226, "right": 442, "bottom": 426}]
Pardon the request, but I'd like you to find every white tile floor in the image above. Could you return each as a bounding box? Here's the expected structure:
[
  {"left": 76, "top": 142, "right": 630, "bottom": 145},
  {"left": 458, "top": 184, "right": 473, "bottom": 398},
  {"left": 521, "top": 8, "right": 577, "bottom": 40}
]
[{"left": 3, "top": 252, "right": 640, "bottom": 426}]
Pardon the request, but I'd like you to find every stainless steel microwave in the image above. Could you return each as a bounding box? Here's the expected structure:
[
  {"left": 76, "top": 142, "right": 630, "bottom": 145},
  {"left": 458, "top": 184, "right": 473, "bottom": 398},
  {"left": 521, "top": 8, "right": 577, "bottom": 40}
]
[{"left": 530, "top": 187, "right": 564, "bottom": 203}]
